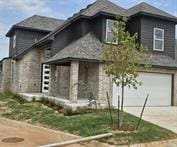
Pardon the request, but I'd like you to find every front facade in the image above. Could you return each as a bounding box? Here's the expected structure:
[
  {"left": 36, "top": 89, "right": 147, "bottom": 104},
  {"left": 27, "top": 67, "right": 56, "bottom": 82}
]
[{"left": 0, "top": 0, "right": 177, "bottom": 107}]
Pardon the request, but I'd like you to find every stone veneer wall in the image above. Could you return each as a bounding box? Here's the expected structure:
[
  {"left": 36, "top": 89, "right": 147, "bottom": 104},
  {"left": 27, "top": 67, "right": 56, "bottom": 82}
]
[
  {"left": 1, "top": 59, "right": 12, "bottom": 92},
  {"left": 10, "top": 48, "right": 43, "bottom": 93},
  {"left": 97, "top": 63, "right": 112, "bottom": 103},
  {"left": 49, "top": 65, "right": 70, "bottom": 97},
  {"left": 58, "top": 66, "right": 70, "bottom": 97},
  {"left": 78, "top": 62, "right": 99, "bottom": 99},
  {"left": 0, "top": 64, "right": 2, "bottom": 90}
]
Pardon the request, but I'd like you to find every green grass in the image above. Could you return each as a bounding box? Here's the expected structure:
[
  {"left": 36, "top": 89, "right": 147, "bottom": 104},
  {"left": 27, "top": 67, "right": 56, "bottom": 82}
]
[{"left": 0, "top": 92, "right": 176, "bottom": 145}]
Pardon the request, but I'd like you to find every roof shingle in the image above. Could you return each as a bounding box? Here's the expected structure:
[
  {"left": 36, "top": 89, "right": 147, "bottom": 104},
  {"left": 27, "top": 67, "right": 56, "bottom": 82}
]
[
  {"left": 127, "top": 2, "right": 177, "bottom": 20},
  {"left": 47, "top": 32, "right": 177, "bottom": 69},
  {"left": 46, "top": 33, "right": 103, "bottom": 63},
  {"left": 6, "top": 15, "right": 64, "bottom": 36}
]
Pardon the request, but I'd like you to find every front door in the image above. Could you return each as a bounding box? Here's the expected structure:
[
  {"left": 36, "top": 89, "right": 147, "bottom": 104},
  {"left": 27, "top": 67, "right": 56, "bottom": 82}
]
[{"left": 42, "top": 64, "right": 50, "bottom": 93}]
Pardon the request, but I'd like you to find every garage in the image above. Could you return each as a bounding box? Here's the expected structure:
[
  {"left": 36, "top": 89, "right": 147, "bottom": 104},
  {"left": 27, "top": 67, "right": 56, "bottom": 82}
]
[{"left": 112, "top": 72, "right": 172, "bottom": 107}]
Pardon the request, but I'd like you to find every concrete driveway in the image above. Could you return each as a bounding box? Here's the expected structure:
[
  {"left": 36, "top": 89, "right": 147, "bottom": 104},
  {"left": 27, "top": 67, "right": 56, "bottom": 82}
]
[{"left": 124, "top": 107, "right": 177, "bottom": 133}]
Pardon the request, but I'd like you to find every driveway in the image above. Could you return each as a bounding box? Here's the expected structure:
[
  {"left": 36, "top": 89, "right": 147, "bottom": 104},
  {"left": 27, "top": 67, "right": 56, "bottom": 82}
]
[{"left": 124, "top": 107, "right": 177, "bottom": 133}]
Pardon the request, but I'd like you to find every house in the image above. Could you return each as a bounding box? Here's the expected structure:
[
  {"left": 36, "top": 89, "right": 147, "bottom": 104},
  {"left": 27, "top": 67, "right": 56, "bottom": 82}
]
[{"left": 0, "top": 0, "right": 177, "bottom": 107}]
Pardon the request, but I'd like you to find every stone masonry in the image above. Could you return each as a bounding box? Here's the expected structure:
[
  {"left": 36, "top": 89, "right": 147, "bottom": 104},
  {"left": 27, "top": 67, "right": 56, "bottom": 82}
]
[
  {"left": 69, "top": 61, "right": 79, "bottom": 102},
  {"left": 1, "top": 58, "right": 12, "bottom": 92},
  {"left": 0, "top": 63, "right": 3, "bottom": 91},
  {"left": 1, "top": 48, "right": 43, "bottom": 93},
  {"left": 97, "top": 63, "right": 111, "bottom": 103}
]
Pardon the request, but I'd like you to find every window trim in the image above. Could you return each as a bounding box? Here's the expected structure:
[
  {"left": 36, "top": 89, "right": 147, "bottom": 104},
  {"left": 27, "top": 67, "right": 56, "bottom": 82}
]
[
  {"left": 44, "top": 47, "right": 51, "bottom": 58},
  {"left": 106, "top": 19, "right": 118, "bottom": 44},
  {"left": 13, "top": 34, "right": 16, "bottom": 48},
  {"left": 153, "top": 28, "right": 164, "bottom": 51}
]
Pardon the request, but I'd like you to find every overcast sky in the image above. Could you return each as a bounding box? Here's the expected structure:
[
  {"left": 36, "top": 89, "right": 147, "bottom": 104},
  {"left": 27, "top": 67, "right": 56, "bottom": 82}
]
[{"left": 0, "top": 0, "right": 177, "bottom": 60}]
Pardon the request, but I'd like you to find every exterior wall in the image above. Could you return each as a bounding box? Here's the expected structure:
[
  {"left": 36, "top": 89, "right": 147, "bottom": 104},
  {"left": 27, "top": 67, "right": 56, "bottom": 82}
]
[
  {"left": 58, "top": 66, "right": 70, "bottom": 97},
  {"left": 127, "top": 16, "right": 141, "bottom": 43},
  {"left": 49, "top": 65, "right": 58, "bottom": 96},
  {"left": 49, "top": 65, "right": 70, "bottom": 97},
  {"left": 1, "top": 59, "right": 12, "bottom": 92},
  {"left": 9, "top": 29, "right": 48, "bottom": 58},
  {"left": 10, "top": 48, "right": 43, "bottom": 93},
  {"left": 140, "top": 16, "right": 176, "bottom": 58},
  {"left": 91, "top": 16, "right": 105, "bottom": 42},
  {"left": 98, "top": 63, "right": 112, "bottom": 102},
  {"left": 78, "top": 62, "right": 99, "bottom": 99},
  {"left": 51, "top": 19, "right": 88, "bottom": 56},
  {"left": 0, "top": 63, "right": 2, "bottom": 90}
]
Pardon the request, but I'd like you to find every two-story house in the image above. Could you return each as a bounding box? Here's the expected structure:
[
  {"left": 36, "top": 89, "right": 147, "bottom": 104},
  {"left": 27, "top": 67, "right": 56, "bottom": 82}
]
[{"left": 1, "top": 0, "right": 177, "bottom": 107}]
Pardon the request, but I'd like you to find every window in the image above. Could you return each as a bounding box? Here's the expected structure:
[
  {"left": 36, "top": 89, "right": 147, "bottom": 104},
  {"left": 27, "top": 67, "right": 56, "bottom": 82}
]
[
  {"left": 106, "top": 19, "right": 118, "bottom": 44},
  {"left": 153, "top": 28, "right": 164, "bottom": 51},
  {"left": 44, "top": 48, "right": 51, "bottom": 58},
  {"left": 13, "top": 35, "right": 16, "bottom": 48},
  {"left": 34, "top": 38, "right": 38, "bottom": 43}
]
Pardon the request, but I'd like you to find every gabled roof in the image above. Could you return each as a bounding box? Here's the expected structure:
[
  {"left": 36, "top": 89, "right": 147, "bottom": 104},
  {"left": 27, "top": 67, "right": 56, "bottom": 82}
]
[
  {"left": 75, "top": 0, "right": 126, "bottom": 17},
  {"left": 35, "top": 0, "right": 177, "bottom": 46},
  {"left": 6, "top": 15, "right": 64, "bottom": 37},
  {"left": 127, "top": 2, "right": 177, "bottom": 20},
  {"left": 46, "top": 33, "right": 103, "bottom": 64},
  {"left": 35, "top": 0, "right": 126, "bottom": 46}
]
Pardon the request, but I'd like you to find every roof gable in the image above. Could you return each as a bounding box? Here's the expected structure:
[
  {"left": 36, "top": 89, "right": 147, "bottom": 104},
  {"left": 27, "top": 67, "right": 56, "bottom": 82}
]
[
  {"left": 127, "top": 2, "right": 177, "bottom": 20},
  {"left": 6, "top": 15, "right": 64, "bottom": 37},
  {"left": 78, "top": 0, "right": 126, "bottom": 17}
]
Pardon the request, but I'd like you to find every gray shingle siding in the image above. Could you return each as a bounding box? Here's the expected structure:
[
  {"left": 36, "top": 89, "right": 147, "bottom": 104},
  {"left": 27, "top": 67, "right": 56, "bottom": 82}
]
[
  {"left": 140, "top": 16, "right": 176, "bottom": 58},
  {"left": 92, "top": 16, "right": 104, "bottom": 42},
  {"left": 127, "top": 16, "right": 142, "bottom": 43},
  {"left": 51, "top": 19, "right": 93, "bottom": 56},
  {"left": 9, "top": 29, "right": 48, "bottom": 57}
]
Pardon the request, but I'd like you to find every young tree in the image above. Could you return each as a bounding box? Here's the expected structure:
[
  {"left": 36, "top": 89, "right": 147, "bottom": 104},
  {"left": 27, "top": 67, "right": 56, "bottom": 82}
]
[{"left": 102, "top": 17, "right": 151, "bottom": 111}]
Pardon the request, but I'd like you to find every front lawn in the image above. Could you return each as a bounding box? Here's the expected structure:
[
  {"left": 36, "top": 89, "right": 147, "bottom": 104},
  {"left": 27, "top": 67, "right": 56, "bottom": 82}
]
[{"left": 0, "top": 92, "right": 176, "bottom": 145}]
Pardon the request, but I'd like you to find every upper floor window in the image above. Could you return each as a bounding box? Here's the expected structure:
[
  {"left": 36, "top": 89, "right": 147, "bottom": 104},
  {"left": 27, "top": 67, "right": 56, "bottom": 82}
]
[
  {"left": 34, "top": 38, "right": 38, "bottom": 43},
  {"left": 153, "top": 28, "right": 164, "bottom": 51},
  {"left": 44, "top": 48, "right": 51, "bottom": 58},
  {"left": 106, "top": 19, "right": 118, "bottom": 44},
  {"left": 13, "top": 34, "right": 16, "bottom": 48}
]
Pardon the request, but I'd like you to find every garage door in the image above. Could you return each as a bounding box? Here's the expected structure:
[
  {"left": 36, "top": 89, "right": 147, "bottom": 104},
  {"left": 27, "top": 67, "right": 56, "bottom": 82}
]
[{"left": 112, "top": 72, "right": 172, "bottom": 107}]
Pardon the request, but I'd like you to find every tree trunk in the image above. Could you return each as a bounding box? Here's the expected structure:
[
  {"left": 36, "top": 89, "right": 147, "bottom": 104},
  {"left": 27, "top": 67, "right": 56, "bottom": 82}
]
[{"left": 121, "top": 83, "right": 124, "bottom": 111}]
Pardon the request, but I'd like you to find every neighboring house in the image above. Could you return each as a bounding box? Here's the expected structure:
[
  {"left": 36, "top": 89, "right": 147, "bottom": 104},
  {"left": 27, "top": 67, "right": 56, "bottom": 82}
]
[{"left": 0, "top": 0, "right": 177, "bottom": 107}]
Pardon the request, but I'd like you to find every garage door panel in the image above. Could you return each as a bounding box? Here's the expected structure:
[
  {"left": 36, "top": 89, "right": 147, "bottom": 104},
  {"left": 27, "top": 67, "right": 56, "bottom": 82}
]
[{"left": 112, "top": 72, "right": 172, "bottom": 107}]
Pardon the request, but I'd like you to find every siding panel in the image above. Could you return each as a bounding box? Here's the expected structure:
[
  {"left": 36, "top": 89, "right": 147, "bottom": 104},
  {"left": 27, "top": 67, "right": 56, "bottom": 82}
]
[{"left": 141, "top": 16, "right": 176, "bottom": 58}]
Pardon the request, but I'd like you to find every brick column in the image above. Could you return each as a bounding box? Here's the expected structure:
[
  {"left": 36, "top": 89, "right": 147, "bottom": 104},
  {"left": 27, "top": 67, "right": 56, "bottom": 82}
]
[
  {"left": 173, "top": 72, "right": 177, "bottom": 106},
  {"left": 1, "top": 58, "right": 12, "bottom": 92},
  {"left": 98, "top": 63, "right": 111, "bottom": 103},
  {"left": 69, "top": 61, "right": 79, "bottom": 102}
]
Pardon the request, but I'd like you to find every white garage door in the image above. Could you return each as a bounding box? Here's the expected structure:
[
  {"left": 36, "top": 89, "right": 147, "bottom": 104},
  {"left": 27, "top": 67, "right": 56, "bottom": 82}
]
[{"left": 112, "top": 72, "right": 172, "bottom": 107}]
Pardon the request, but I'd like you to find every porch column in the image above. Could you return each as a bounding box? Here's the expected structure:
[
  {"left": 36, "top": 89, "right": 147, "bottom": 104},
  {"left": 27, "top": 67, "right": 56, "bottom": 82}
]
[
  {"left": 69, "top": 61, "right": 79, "bottom": 102},
  {"left": 98, "top": 63, "right": 111, "bottom": 103},
  {"left": 173, "top": 72, "right": 177, "bottom": 106}
]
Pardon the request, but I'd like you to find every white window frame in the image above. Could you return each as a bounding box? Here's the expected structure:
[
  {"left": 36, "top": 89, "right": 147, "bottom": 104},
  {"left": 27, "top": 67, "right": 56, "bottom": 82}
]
[
  {"left": 106, "top": 19, "right": 118, "bottom": 44},
  {"left": 153, "top": 28, "right": 164, "bottom": 51},
  {"left": 13, "top": 34, "right": 16, "bottom": 48},
  {"left": 34, "top": 38, "right": 38, "bottom": 43}
]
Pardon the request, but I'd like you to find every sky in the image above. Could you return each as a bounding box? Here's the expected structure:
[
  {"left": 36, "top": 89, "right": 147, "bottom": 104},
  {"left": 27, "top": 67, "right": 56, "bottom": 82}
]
[{"left": 0, "top": 0, "right": 177, "bottom": 60}]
